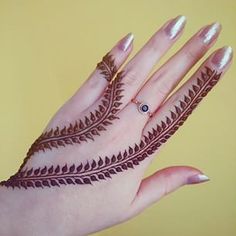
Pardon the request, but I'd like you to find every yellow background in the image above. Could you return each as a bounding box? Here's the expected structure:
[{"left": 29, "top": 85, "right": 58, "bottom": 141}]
[{"left": 0, "top": 0, "right": 235, "bottom": 235}]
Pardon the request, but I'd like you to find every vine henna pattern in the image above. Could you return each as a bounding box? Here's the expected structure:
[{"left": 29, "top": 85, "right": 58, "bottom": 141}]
[
  {"left": 0, "top": 67, "right": 222, "bottom": 189},
  {"left": 18, "top": 53, "right": 123, "bottom": 171},
  {"left": 25, "top": 71, "right": 124, "bottom": 157},
  {"left": 96, "top": 53, "right": 118, "bottom": 82}
]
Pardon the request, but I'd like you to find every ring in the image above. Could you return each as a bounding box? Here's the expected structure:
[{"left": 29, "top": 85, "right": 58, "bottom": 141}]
[{"left": 131, "top": 98, "right": 153, "bottom": 117}]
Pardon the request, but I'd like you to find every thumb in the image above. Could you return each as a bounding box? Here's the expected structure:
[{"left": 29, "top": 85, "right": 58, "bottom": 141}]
[{"left": 126, "top": 166, "right": 209, "bottom": 219}]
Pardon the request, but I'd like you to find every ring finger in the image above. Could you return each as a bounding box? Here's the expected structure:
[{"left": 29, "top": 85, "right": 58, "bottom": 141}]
[
  {"left": 123, "top": 22, "right": 221, "bottom": 126},
  {"left": 113, "top": 15, "right": 186, "bottom": 109},
  {"left": 143, "top": 46, "right": 233, "bottom": 150}
]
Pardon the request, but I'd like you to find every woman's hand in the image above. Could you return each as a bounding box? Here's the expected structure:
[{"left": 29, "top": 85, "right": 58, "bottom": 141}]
[{"left": 0, "top": 15, "right": 233, "bottom": 236}]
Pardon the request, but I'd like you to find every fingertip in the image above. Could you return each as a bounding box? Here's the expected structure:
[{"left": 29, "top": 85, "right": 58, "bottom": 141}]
[
  {"left": 211, "top": 46, "right": 233, "bottom": 71},
  {"left": 117, "top": 32, "right": 134, "bottom": 52},
  {"left": 187, "top": 174, "right": 210, "bottom": 185},
  {"left": 163, "top": 15, "right": 186, "bottom": 40}
]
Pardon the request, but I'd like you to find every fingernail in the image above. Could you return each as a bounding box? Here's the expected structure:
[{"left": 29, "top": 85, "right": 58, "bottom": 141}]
[
  {"left": 164, "top": 15, "right": 186, "bottom": 40},
  {"left": 199, "top": 22, "right": 221, "bottom": 44},
  {"left": 212, "top": 46, "right": 233, "bottom": 70},
  {"left": 118, "top": 33, "right": 134, "bottom": 51},
  {"left": 187, "top": 174, "right": 210, "bottom": 184}
]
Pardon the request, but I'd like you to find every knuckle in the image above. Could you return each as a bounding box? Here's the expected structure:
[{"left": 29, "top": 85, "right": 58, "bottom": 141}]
[
  {"left": 157, "top": 80, "right": 172, "bottom": 97},
  {"left": 123, "top": 69, "right": 139, "bottom": 86},
  {"left": 148, "top": 35, "right": 161, "bottom": 51},
  {"left": 184, "top": 49, "right": 197, "bottom": 60},
  {"left": 184, "top": 46, "right": 204, "bottom": 61}
]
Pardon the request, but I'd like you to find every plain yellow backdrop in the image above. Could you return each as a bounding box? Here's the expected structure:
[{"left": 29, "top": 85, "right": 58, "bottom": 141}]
[{"left": 0, "top": 0, "right": 235, "bottom": 235}]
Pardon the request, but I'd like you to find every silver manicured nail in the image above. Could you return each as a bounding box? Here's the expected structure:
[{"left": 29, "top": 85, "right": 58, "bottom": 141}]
[
  {"left": 164, "top": 15, "right": 186, "bottom": 40},
  {"left": 187, "top": 174, "right": 210, "bottom": 184},
  {"left": 212, "top": 46, "right": 233, "bottom": 70},
  {"left": 199, "top": 22, "right": 221, "bottom": 44},
  {"left": 118, "top": 33, "right": 134, "bottom": 51}
]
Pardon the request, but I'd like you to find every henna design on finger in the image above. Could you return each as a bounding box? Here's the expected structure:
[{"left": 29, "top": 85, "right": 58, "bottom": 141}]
[
  {"left": 18, "top": 70, "right": 125, "bottom": 171},
  {"left": 18, "top": 53, "right": 121, "bottom": 171},
  {"left": 28, "top": 71, "right": 124, "bottom": 155},
  {"left": 96, "top": 53, "right": 118, "bottom": 82},
  {"left": 29, "top": 53, "right": 120, "bottom": 156},
  {"left": 0, "top": 67, "right": 222, "bottom": 189}
]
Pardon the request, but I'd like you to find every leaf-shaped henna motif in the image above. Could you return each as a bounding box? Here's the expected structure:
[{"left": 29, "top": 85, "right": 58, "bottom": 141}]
[
  {"left": 26, "top": 71, "right": 124, "bottom": 156},
  {"left": 18, "top": 54, "right": 123, "bottom": 170},
  {"left": 0, "top": 67, "right": 222, "bottom": 189},
  {"left": 96, "top": 53, "right": 118, "bottom": 82}
]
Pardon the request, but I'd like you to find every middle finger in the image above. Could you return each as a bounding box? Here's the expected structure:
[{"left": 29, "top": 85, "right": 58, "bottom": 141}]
[
  {"left": 115, "top": 15, "right": 186, "bottom": 108},
  {"left": 127, "top": 22, "right": 221, "bottom": 124}
]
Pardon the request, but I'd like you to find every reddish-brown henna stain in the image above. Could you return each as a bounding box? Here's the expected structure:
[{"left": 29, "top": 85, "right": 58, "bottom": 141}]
[
  {"left": 18, "top": 53, "right": 123, "bottom": 171},
  {"left": 0, "top": 67, "right": 222, "bottom": 189},
  {"left": 96, "top": 53, "right": 117, "bottom": 82},
  {"left": 26, "top": 71, "right": 124, "bottom": 156}
]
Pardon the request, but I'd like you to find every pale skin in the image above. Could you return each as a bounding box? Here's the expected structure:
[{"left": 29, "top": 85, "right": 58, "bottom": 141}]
[{"left": 0, "top": 16, "right": 233, "bottom": 236}]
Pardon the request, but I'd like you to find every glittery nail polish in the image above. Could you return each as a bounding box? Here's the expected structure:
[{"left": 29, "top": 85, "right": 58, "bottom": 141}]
[
  {"left": 118, "top": 33, "right": 134, "bottom": 51},
  {"left": 199, "top": 22, "right": 221, "bottom": 44},
  {"left": 212, "top": 46, "right": 233, "bottom": 70},
  {"left": 164, "top": 15, "right": 186, "bottom": 40},
  {"left": 187, "top": 174, "right": 210, "bottom": 184}
]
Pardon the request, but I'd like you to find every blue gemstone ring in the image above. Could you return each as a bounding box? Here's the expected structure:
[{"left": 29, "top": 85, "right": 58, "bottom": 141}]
[{"left": 131, "top": 99, "right": 152, "bottom": 117}]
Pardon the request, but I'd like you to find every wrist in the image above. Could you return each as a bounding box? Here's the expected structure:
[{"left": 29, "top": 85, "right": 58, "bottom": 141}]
[
  {"left": 0, "top": 186, "right": 44, "bottom": 236},
  {"left": 0, "top": 186, "right": 82, "bottom": 236},
  {"left": 0, "top": 186, "right": 19, "bottom": 235}
]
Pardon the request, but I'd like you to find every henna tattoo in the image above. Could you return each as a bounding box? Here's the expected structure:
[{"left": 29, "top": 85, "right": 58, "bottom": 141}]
[
  {"left": 0, "top": 67, "right": 222, "bottom": 189},
  {"left": 30, "top": 53, "right": 120, "bottom": 156},
  {"left": 18, "top": 70, "right": 124, "bottom": 171},
  {"left": 17, "top": 53, "right": 123, "bottom": 171},
  {"left": 96, "top": 53, "right": 117, "bottom": 82},
  {"left": 27, "top": 72, "right": 124, "bottom": 155}
]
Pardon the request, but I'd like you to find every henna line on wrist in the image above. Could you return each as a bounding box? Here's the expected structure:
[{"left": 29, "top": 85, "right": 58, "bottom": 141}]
[{"left": 0, "top": 67, "right": 221, "bottom": 189}]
